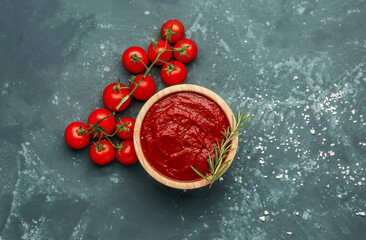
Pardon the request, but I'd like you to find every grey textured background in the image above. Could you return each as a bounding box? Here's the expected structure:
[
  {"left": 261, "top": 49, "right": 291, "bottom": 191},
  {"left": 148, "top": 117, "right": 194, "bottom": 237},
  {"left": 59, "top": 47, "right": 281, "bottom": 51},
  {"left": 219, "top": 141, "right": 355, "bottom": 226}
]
[{"left": 0, "top": 0, "right": 365, "bottom": 239}]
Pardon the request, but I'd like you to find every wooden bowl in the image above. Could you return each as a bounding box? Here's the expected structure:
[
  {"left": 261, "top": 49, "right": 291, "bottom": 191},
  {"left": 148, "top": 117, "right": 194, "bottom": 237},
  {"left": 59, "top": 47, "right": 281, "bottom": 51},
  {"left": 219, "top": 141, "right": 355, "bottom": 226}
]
[{"left": 133, "top": 84, "right": 238, "bottom": 189}]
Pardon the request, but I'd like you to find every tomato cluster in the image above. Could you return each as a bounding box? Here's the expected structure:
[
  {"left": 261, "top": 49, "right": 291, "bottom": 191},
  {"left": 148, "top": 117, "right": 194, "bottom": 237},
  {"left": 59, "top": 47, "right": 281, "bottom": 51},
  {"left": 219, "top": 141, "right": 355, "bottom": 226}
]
[
  {"left": 65, "top": 19, "right": 197, "bottom": 166},
  {"left": 123, "top": 19, "right": 197, "bottom": 87},
  {"left": 65, "top": 107, "right": 137, "bottom": 165}
]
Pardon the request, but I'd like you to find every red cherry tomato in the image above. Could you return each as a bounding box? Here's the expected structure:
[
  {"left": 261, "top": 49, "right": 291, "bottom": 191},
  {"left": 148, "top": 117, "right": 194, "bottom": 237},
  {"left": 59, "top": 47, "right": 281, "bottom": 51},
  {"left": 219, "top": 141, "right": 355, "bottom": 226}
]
[
  {"left": 65, "top": 122, "right": 90, "bottom": 149},
  {"left": 116, "top": 140, "right": 138, "bottom": 165},
  {"left": 147, "top": 40, "right": 172, "bottom": 66},
  {"left": 89, "top": 140, "right": 115, "bottom": 165},
  {"left": 122, "top": 46, "right": 149, "bottom": 73},
  {"left": 87, "top": 108, "right": 116, "bottom": 138},
  {"left": 160, "top": 61, "right": 187, "bottom": 86},
  {"left": 103, "top": 83, "right": 131, "bottom": 112},
  {"left": 116, "top": 117, "right": 135, "bottom": 140},
  {"left": 173, "top": 39, "right": 197, "bottom": 64},
  {"left": 129, "top": 74, "right": 156, "bottom": 100},
  {"left": 161, "top": 19, "right": 185, "bottom": 43}
]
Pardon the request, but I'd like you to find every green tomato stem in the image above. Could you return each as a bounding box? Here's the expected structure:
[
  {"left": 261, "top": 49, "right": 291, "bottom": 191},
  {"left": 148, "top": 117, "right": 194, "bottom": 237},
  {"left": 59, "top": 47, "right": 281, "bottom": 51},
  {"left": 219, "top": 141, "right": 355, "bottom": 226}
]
[{"left": 82, "top": 112, "right": 116, "bottom": 134}]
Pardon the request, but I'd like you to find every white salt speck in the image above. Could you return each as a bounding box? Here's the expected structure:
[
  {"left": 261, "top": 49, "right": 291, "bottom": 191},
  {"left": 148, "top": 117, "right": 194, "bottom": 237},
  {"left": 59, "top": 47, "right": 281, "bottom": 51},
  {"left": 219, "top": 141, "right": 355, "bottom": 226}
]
[
  {"left": 227, "top": 15, "right": 234, "bottom": 22},
  {"left": 295, "top": 212, "right": 300, "bottom": 216},
  {"left": 356, "top": 211, "right": 365, "bottom": 217},
  {"left": 98, "top": 24, "right": 112, "bottom": 29},
  {"left": 287, "top": 232, "right": 293, "bottom": 235},
  {"left": 297, "top": 6, "right": 305, "bottom": 15},
  {"left": 347, "top": 9, "right": 361, "bottom": 15},
  {"left": 289, "top": 129, "right": 294, "bottom": 135},
  {"left": 219, "top": 39, "right": 231, "bottom": 52},
  {"left": 351, "top": 109, "right": 356, "bottom": 115},
  {"left": 259, "top": 159, "right": 265, "bottom": 165},
  {"left": 144, "top": 11, "right": 150, "bottom": 15},
  {"left": 52, "top": 94, "right": 59, "bottom": 105},
  {"left": 110, "top": 177, "right": 119, "bottom": 183},
  {"left": 259, "top": 216, "right": 266, "bottom": 221},
  {"left": 293, "top": 76, "right": 299, "bottom": 80},
  {"left": 104, "top": 67, "right": 111, "bottom": 72},
  {"left": 310, "top": 129, "right": 316, "bottom": 135},
  {"left": 276, "top": 174, "right": 283, "bottom": 179},
  {"left": 264, "top": 210, "right": 269, "bottom": 215},
  {"left": 328, "top": 150, "right": 335, "bottom": 156}
]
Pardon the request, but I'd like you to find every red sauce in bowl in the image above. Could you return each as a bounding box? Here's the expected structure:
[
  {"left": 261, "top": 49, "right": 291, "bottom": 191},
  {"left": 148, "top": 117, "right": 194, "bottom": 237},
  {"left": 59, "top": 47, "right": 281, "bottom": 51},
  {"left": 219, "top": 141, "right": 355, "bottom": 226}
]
[{"left": 140, "top": 92, "right": 229, "bottom": 181}]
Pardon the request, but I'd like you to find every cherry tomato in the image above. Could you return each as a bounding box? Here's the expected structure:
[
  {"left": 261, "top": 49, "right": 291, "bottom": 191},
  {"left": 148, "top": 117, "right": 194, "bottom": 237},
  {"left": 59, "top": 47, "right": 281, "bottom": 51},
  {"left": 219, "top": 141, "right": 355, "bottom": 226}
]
[
  {"left": 161, "top": 19, "right": 185, "bottom": 43},
  {"left": 147, "top": 40, "right": 172, "bottom": 66},
  {"left": 116, "top": 140, "right": 138, "bottom": 165},
  {"left": 65, "top": 122, "right": 90, "bottom": 149},
  {"left": 88, "top": 108, "right": 116, "bottom": 138},
  {"left": 160, "top": 61, "right": 187, "bottom": 86},
  {"left": 116, "top": 117, "right": 135, "bottom": 140},
  {"left": 129, "top": 74, "right": 156, "bottom": 100},
  {"left": 173, "top": 39, "right": 197, "bottom": 64},
  {"left": 89, "top": 140, "right": 115, "bottom": 165},
  {"left": 122, "top": 46, "right": 149, "bottom": 73},
  {"left": 103, "top": 83, "right": 131, "bottom": 112}
]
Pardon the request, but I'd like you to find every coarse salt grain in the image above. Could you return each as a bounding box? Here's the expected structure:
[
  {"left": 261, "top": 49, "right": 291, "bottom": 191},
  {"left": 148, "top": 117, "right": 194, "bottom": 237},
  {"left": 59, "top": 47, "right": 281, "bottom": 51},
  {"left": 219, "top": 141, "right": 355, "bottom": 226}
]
[{"left": 356, "top": 211, "right": 365, "bottom": 217}]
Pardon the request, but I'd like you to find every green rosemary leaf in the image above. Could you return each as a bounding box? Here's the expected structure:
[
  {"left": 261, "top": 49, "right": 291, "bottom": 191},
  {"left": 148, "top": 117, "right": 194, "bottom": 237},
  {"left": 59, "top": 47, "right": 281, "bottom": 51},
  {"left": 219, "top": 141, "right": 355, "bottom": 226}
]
[
  {"left": 237, "top": 123, "right": 249, "bottom": 131},
  {"left": 213, "top": 162, "right": 230, "bottom": 182},
  {"left": 191, "top": 166, "right": 209, "bottom": 181},
  {"left": 191, "top": 107, "right": 251, "bottom": 188},
  {"left": 214, "top": 147, "right": 219, "bottom": 166},
  {"left": 207, "top": 153, "right": 214, "bottom": 172}
]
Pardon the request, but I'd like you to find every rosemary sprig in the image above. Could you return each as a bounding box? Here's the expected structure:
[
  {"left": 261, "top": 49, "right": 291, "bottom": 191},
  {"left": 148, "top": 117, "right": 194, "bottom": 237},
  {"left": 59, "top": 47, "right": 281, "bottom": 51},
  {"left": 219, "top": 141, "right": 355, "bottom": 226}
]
[{"left": 191, "top": 108, "right": 252, "bottom": 188}]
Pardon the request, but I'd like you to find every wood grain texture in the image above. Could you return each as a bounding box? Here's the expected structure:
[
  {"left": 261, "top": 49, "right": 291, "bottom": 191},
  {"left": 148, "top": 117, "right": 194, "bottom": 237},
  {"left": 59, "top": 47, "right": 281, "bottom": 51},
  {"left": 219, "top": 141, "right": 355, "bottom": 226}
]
[{"left": 133, "top": 84, "right": 238, "bottom": 189}]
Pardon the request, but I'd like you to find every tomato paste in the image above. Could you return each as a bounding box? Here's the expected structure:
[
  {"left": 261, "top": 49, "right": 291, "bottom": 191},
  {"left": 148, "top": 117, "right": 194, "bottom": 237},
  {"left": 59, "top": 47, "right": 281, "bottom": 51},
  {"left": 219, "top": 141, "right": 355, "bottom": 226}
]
[{"left": 140, "top": 92, "right": 229, "bottom": 181}]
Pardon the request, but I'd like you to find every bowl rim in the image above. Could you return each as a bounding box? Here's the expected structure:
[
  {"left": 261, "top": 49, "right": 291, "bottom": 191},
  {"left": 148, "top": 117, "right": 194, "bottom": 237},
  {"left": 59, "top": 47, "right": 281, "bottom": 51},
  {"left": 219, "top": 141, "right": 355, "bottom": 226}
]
[{"left": 133, "top": 84, "right": 238, "bottom": 189}]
